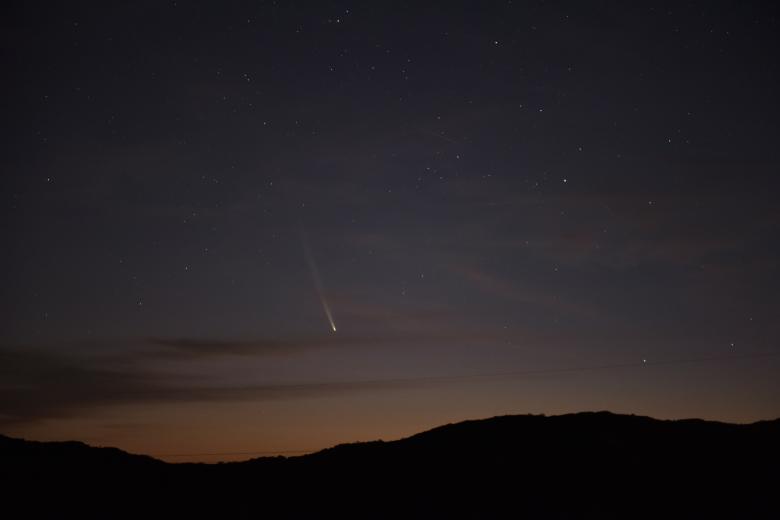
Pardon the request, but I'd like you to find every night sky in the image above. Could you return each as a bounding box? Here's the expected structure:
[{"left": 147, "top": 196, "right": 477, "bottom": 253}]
[{"left": 3, "top": 1, "right": 779, "bottom": 461}]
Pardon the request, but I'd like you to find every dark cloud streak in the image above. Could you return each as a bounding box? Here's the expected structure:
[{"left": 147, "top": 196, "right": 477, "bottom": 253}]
[{"left": 4, "top": 343, "right": 776, "bottom": 427}]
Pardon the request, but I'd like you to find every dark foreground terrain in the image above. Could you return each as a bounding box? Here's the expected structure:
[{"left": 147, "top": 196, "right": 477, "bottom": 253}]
[{"left": 2, "top": 412, "right": 778, "bottom": 518}]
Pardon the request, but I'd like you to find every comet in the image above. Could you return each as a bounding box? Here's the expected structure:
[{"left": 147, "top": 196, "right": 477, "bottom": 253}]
[{"left": 301, "top": 230, "right": 337, "bottom": 332}]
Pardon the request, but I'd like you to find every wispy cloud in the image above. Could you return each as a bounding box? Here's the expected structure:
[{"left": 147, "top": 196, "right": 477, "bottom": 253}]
[
  {"left": 142, "top": 332, "right": 476, "bottom": 359},
  {"left": 446, "top": 262, "right": 605, "bottom": 321},
  {"left": 0, "top": 329, "right": 505, "bottom": 426},
  {"left": 144, "top": 337, "right": 320, "bottom": 358},
  {"left": 0, "top": 345, "right": 426, "bottom": 427}
]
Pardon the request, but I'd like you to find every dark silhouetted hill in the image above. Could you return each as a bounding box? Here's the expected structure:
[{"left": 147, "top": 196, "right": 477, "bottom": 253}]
[{"left": 3, "top": 411, "right": 778, "bottom": 518}]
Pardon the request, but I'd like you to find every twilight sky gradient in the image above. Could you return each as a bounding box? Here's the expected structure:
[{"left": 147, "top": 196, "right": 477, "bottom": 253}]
[{"left": 2, "top": 1, "right": 779, "bottom": 461}]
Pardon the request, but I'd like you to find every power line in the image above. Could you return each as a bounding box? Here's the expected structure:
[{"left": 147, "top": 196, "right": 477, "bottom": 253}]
[
  {"left": 155, "top": 448, "right": 312, "bottom": 458},
  {"left": 234, "top": 349, "right": 780, "bottom": 390},
  {"left": 147, "top": 350, "right": 779, "bottom": 460}
]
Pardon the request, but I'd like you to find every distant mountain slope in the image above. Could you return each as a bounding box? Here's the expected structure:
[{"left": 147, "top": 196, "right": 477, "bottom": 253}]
[
  {"left": 3, "top": 412, "right": 778, "bottom": 519},
  {"left": 0, "top": 433, "right": 162, "bottom": 467}
]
